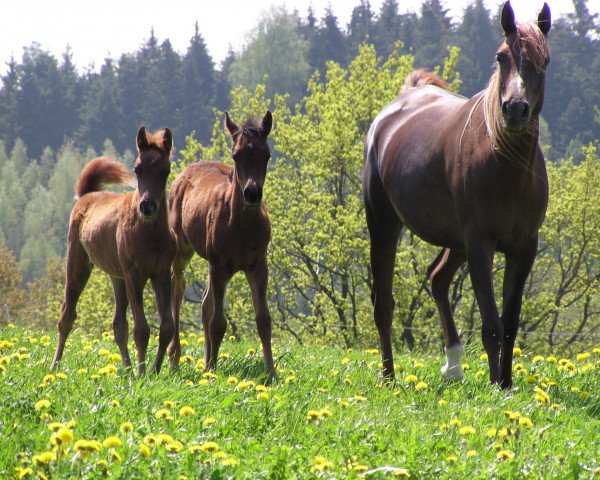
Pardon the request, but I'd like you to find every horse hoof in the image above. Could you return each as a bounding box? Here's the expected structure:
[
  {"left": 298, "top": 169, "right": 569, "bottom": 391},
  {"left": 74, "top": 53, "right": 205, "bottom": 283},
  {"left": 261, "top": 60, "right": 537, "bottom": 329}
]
[{"left": 441, "top": 363, "right": 464, "bottom": 381}]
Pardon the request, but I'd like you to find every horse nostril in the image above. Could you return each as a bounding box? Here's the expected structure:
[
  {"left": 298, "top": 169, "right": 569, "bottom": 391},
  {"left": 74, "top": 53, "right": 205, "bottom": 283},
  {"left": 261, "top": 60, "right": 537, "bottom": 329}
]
[
  {"left": 243, "top": 186, "right": 262, "bottom": 205},
  {"left": 140, "top": 200, "right": 157, "bottom": 217},
  {"left": 501, "top": 101, "right": 509, "bottom": 115},
  {"left": 521, "top": 102, "right": 529, "bottom": 118}
]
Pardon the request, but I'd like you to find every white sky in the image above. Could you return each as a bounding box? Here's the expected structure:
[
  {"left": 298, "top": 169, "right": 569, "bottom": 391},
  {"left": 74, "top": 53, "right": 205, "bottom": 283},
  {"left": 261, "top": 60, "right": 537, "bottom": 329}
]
[{"left": 0, "top": 0, "right": 592, "bottom": 75}]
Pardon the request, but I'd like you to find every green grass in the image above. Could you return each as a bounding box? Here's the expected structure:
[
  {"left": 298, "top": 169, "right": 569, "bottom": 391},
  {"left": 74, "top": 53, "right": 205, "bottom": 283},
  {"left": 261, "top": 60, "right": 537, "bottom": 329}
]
[{"left": 0, "top": 325, "right": 598, "bottom": 479}]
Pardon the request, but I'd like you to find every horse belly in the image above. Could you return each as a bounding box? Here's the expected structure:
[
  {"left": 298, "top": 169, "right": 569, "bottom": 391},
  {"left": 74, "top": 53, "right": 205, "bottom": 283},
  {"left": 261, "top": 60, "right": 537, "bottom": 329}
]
[{"left": 80, "top": 212, "right": 122, "bottom": 277}]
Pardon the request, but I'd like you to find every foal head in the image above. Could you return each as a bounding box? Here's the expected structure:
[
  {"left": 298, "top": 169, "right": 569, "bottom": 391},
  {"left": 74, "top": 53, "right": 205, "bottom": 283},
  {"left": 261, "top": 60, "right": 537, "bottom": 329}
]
[
  {"left": 134, "top": 126, "right": 173, "bottom": 220},
  {"left": 492, "top": 2, "right": 551, "bottom": 134},
  {"left": 225, "top": 111, "right": 272, "bottom": 207}
]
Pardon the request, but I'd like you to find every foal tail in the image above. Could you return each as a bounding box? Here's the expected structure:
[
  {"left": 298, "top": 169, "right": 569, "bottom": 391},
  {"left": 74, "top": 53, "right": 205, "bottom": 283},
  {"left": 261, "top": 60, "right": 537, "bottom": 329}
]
[
  {"left": 75, "top": 157, "right": 133, "bottom": 199},
  {"left": 400, "top": 68, "right": 449, "bottom": 94}
]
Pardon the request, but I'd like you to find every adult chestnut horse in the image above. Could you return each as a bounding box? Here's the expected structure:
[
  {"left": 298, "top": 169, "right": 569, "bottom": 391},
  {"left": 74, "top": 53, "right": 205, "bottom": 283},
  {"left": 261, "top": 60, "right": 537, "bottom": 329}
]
[
  {"left": 168, "top": 111, "right": 276, "bottom": 380},
  {"left": 52, "top": 127, "right": 176, "bottom": 375},
  {"left": 363, "top": 2, "right": 551, "bottom": 388}
]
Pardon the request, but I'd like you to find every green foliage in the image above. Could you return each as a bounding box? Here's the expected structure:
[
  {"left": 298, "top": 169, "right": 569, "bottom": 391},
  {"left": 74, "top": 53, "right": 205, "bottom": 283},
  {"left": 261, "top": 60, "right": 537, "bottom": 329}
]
[{"left": 1, "top": 326, "right": 599, "bottom": 478}]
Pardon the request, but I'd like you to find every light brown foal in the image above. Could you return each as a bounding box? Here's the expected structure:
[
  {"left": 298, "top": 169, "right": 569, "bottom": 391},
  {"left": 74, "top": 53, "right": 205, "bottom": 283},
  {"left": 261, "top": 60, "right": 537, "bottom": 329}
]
[
  {"left": 168, "top": 111, "right": 276, "bottom": 380},
  {"left": 52, "top": 127, "right": 176, "bottom": 375}
]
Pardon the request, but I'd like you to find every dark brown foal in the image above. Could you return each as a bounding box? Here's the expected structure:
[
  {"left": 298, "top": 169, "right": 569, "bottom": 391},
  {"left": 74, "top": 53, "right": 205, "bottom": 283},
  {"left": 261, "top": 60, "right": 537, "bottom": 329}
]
[
  {"left": 169, "top": 111, "right": 276, "bottom": 380},
  {"left": 52, "top": 127, "right": 176, "bottom": 375}
]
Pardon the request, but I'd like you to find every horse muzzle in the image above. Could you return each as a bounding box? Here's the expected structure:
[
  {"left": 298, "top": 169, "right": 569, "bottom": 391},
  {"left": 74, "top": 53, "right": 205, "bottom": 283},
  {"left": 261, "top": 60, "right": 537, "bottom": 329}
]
[
  {"left": 139, "top": 199, "right": 158, "bottom": 219},
  {"left": 243, "top": 185, "right": 263, "bottom": 207},
  {"left": 502, "top": 99, "right": 530, "bottom": 133}
]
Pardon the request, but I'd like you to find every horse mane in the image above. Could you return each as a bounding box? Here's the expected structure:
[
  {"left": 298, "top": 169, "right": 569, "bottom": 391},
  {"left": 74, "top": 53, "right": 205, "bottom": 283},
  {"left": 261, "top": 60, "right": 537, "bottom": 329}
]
[
  {"left": 482, "top": 22, "right": 549, "bottom": 161},
  {"left": 75, "top": 157, "right": 133, "bottom": 199},
  {"left": 239, "top": 117, "right": 264, "bottom": 137},
  {"left": 400, "top": 69, "right": 449, "bottom": 94}
]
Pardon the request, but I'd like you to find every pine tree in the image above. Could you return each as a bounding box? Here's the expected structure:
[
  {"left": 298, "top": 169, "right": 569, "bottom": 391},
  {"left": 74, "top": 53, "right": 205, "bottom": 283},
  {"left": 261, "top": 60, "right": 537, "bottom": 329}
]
[
  {"left": 348, "top": 1, "right": 375, "bottom": 56},
  {"left": 414, "top": 0, "right": 452, "bottom": 70}
]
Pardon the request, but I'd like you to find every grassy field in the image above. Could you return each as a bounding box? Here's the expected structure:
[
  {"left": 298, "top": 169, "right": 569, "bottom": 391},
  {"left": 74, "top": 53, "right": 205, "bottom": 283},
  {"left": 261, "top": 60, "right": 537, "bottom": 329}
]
[{"left": 0, "top": 324, "right": 598, "bottom": 479}]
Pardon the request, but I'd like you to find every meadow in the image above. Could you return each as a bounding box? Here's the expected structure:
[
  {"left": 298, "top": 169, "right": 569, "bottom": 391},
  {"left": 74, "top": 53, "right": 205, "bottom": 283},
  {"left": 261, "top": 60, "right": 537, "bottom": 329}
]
[{"left": 0, "top": 324, "right": 598, "bottom": 479}]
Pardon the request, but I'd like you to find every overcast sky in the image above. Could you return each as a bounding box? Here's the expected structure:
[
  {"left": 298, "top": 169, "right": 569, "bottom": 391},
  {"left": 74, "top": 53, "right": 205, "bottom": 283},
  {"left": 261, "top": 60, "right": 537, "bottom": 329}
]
[{"left": 0, "top": 0, "right": 592, "bottom": 75}]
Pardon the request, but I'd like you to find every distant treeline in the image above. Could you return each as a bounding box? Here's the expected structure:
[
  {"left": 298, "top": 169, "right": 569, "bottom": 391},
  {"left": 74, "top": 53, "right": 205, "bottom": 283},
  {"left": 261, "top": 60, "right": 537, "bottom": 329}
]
[{"left": 0, "top": 0, "right": 598, "bottom": 161}]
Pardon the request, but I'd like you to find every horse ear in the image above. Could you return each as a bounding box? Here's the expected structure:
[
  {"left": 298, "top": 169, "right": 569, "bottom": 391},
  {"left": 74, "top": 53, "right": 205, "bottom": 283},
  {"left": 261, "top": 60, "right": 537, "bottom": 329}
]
[
  {"left": 261, "top": 110, "right": 273, "bottom": 137},
  {"left": 225, "top": 112, "right": 238, "bottom": 137},
  {"left": 538, "top": 3, "right": 551, "bottom": 35},
  {"left": 501, "top": 1, "right": 517, "bottom": 36},
  {"left": 163, "top": 128, "right": 173, "bottom": 154},
  {"left": 136, "top": 126, "right": 148, "bottom": 151}
]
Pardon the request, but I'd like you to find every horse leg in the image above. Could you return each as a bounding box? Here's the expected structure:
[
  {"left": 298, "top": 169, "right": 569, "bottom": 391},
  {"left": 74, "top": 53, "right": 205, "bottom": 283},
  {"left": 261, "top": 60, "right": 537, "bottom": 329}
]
[
  {"left": 365, "top": 198, "right": 402, "bottom": 381},
  {"left": 200, "top": 276, "right": 214, "bottom": 369},
  {"left": 52, "top": 239, "right": 92, "bottom": 370},
  {"left": 123, "top": 272, "right": 150, "bottom": 376},
  {"left": 205, "top": 266, "right": 231, "bottom": 371},
  {"left": 499, "top": 239, "right": 537, "bottom": 388},
  {"left": 246, "top": 258, "right": 276, "bottom": 381},
  {"left": 428, "top": 248, "right": 467, "bottom": 381},
  {"left": 149, "top": 272, "right": 175, "bottom": 374},
  {"left": 110, "top": 277, "right": 131, "bottom": 368},
  {"left": 465, "top": 232, "right": 502, "bottom": 384},
  {"left": 168, "top": 252, "right": 192, "bottom": 369}
]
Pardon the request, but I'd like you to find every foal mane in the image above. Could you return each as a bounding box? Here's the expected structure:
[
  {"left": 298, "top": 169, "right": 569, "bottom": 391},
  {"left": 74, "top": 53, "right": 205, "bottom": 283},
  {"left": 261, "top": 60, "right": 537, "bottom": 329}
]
[
  {"left": 238, "top": 117, "right": 264, "bottom": 138},
  {"left": 482, "top": 22, "right": 549, "bottom": 163}
]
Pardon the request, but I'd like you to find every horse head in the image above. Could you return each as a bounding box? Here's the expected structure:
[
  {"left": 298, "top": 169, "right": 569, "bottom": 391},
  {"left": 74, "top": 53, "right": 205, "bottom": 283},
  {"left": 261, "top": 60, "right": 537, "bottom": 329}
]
[
  {"left": 225, "top": 111, "right": 272, "bottom": 207},
  {"left": 134, "top": 126, "right": 172, "bottom": 220},
  {"left": 497, "top": 1, "right": 551, "bottom": 133}
]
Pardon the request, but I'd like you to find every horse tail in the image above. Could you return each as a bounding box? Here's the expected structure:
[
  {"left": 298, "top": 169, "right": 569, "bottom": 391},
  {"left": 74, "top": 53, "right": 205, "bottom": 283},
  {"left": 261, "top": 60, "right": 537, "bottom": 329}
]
[
  {"left": 400, "top": 68, "right": 449, "bottom": 94},
  {"left": 75, "top": 157, "right": 133, "bottom": 199}
]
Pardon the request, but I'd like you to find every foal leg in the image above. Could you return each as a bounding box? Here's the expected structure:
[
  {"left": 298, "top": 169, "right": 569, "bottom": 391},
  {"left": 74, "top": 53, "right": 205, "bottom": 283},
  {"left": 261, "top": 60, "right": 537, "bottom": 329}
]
[
  {"left": 465, "top": 231, "right": 502, "bottom": 384},
  {"left": 110, "top": 277, "right": 131, "bottom": 368},
  {"left": 200, "top": 276, "right": 215, "bottom": 369},
  {"left": 246, "top": 258, "right": 276, "bottom": 381},
  {"left": 499, "top": 239, "right": 537, "bottom": 389},
  {"left": 52, "top": 240, "right": 93, "bottom": 369},
  {"left": 123, "top": 272, "right": 150, "bottom": 376},
  {"left": 428, "top": 248, "right": 467, "bottom": 381},
  {"left": 169, "top": 252, "right": 192, "bottom": 369},
  {"left": 205, "top": 266, "right": 231, "bottom": 371},
  {"left": 150, "top": 272, "right": 175, "bottom": 374}
]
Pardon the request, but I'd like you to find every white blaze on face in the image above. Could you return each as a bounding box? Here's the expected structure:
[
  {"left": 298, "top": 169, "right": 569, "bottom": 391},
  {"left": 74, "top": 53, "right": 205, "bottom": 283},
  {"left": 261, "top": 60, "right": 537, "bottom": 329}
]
[{"left": 441, "top": 344, "right": 464, "bottom": 381}]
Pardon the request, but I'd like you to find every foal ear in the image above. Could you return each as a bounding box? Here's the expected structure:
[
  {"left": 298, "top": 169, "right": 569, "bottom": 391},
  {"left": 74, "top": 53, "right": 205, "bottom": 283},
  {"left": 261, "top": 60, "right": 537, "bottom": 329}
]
[
  {"left": 501, "top": 1, "right": 517, "bottom": 36},
  {"left": 260, "top": 110, "right": 273, "bottom": 137},
  {"left": 136, "top": 126, "right": 149, "bottom": 151},
  {"left": 162, "top": 128, "right": 173, "bottom": 154},
  {"left": 538, "top": 3, "right": 551, "bottom": 35},
  {"left": 225, "top": 112, "right": 238, "bottom": 137}
]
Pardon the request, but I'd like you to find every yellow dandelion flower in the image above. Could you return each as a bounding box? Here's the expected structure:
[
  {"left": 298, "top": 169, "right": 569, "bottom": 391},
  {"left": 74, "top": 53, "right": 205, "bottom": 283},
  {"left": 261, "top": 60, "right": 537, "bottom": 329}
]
[
  {"left": 438, "top": 399, "right": 448, "bottom": 405},
  {"left": 592, "top": 347, "right": 600, "bottom": 356},
  {"left": 319, "top": 409, "right": 333, "bottom": 418},
  {"left": 0, "top": 340, "right": 14, "bottom": 350},
  {"left": 405, "top": 374, "right": 418, "bottom": 384},
  {"left": 222, "top": 457, "right": 239, "bottom": 467},
  {"left": 15, "top": 467, "right": 33, "bottom": 479},
  {"left": 228, "top": 335, "right": 235, "bottom": 341},
  {"left": 449, "top": 418, "right": 462, "bottom": 427},
  {"left": 140, "top": 444, "right": 151, "bottom": 457},
  {"left": 53, "top": 427, "right": 74, "bottom": 445},
  {"left": 202, "top": 417, "right": 217, "bottom": 427},
  {"left": 180, "top": 354, "right": 194, "bottom": 364},
  {"left": 467, "top": 450, "right": 478, "bottom": 458},
  {"left": 219, "top": 352, "right": 230, "bottom": 360},
  {"left": 532, "top": 355, "right": 544, "bottom": 363},
  {"left": 34, "top": 399, "right": 51, "bottom": 411},
  {"left": 108, "top": 353, "right": 121, "bottom": 362},
  {"left": 307, "top": 410, "right": 321, "bottom": 421},
  {"left": 498, "top": 428, "right": 509, "bottom": 439},
  {"left": 255, "top": 384, "right": 268, "bottom": 392},
  {"left": 157, "top": 433, "right": 175, "bottom": 445},
  {"left": 246, "top": 348, "right": 256, "bottom": 356},
  {"left": 550, "top": 403, "right": 561, "bottom": 411},
  {"left": 165, "top": 441, "right": 183, "bottom": 453},
  {"left": 155, "top": 409, "right": 173, "bottom": 421},
  {"left": 459, "top": 425, "right": 476, "bottom": 436},
  {"left": 354, "top": 395, "right": 367, "bottom": 402},
  {"left": 446, "top": 455, "right": 458, "bottom": 463},
  {"left": 339, "top": 400, "right": 350, "bottom": 408},
  {"left": 163, "top": 400, "right": 176, "bottom": 409},
  {"left": 198, "top": 378, "right": 209, "bottom": 386},
  {"left": 504, "top": 411, "right": 521, "bottom": 421},
  {"left": 546, "top": 356, "right": 557, "bottom": 363},
  {"left": 180, "top": 339, "right": 189, "bottom": 347},
  {"left": 188, "top": 444, "right": 203, "bottom": 453},
  {"left": 195, "top": 359, "right": 205, "bottom": 371},
  {"left": 110, "top": 399, "right": 121, "bottom": 408},
  {"left": 110, "top": 450, "right": 121, "bottom": 463},
  {"left": 103, "top": 436, "right": 122, "bottom": 449},
  {"left": 77, "top": 368, "right": 88, "bottom": 374},
  {"left": 341, "top": 357, "right": 350, "bottom": 365},
  {"left": 525, "top": 374, "right": 539, "bottom": 384},
  {"left": 98, "top": 364, "right": 118, "bottom": 376},
  {"left": 56, "top": 372, "right": 67, "bottom": 380},
  {"left": 227, "top": 376, "right": 239, "bottom": 385},
  {"left": 513, "top": 347, "right": 522, "bottom": 356},
  {"left": 256, "top": 392, "right": 269, "bottom": 402},
  {"left": 413, "top": 361, "right": 424, "bottom": 369},
  {"left": 578, "top": 391, "right": 590, "bottom": 399},
  {"left": 519, "top": 417, "right": 533, "bottom": 428},
  {"left": 143, "top": 434, "right": 159, "bottom": 446},
  {"left": 415, "top": 381, "right": 428, "bottom": 392},
  {"left": 179, "top": 405, "right": 195, "bottom": 416},
  {"left": 394, "top": 469, "right": 411, "bottom": 478},
  {"left": 236, "top": 380, "right": 255, "bottom": 391},
  {"left": 480, "top": 352, "right": 488, "bottom": 361},
  {"left": 312, "top": 455, "right": 334, "bottom": 472},
  {"left": 497, "top": 449, "right": 515, "bottom": 461},
  {"left": 98, "top": 348, "right": 110, "bottom": 356},
  {"left": 200, "top": 441, "right": 220, "bottom": 453},
  {"left": 48, "top": 422, "right": 65, "bottom": 432},
  {"left": 32, "top": 451, "right": 56, "bottom": 466},
  {"left": 365, "top": 348, "right": 379, "bottom": 354},
  {"left": 120, "top": 422, "right": 134, "bottom": 434}
]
